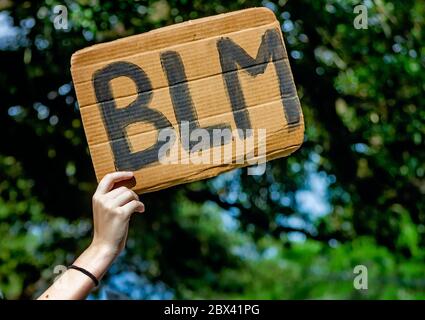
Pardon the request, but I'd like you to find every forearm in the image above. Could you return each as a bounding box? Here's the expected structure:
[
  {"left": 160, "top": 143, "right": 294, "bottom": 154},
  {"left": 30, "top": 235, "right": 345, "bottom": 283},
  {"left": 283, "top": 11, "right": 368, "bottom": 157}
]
[
  {"left": 38, "top": 172, "right": 144, "bottom": 300},
  {"left": 38, "top": 244, "right": 116, "bottom": 300}
]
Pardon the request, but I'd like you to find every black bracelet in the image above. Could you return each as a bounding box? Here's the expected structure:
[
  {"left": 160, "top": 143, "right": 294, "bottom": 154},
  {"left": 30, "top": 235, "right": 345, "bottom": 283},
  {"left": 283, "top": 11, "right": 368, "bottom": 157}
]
[{"left": 68, "top": 265, "right": 99, "bottom": 287}]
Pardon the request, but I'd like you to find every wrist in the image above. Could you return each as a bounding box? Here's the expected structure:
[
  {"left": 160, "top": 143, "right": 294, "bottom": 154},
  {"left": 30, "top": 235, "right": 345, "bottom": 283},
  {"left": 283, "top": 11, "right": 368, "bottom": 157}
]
[
  {"left": 73, "top": 243, "right": 117, "bottom": 281},
  {"left": 89, "top": 239, "right": 122, "bottom": 259},
  {"left": 89, "top": 241, "right": 117, "bottom": 256}
]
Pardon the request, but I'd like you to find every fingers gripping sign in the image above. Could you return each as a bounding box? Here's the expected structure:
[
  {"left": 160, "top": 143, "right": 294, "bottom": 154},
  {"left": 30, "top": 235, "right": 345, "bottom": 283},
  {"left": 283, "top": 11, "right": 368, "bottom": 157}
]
[{"left": 92, "top": 172, "right": 145, "bottom": 256}]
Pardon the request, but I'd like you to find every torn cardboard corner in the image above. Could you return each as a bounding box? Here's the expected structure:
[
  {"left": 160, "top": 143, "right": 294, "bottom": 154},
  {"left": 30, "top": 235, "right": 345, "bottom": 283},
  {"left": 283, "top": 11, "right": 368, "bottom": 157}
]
[{"left": 70, "top": 7, "right": 305, "bottom": 194}]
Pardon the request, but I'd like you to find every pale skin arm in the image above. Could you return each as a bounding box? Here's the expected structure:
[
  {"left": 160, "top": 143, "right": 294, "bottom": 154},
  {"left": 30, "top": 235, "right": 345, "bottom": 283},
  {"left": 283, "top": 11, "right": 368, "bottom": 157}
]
[{"left": 38, "top": 171, "right": 144, "bottom": 300}]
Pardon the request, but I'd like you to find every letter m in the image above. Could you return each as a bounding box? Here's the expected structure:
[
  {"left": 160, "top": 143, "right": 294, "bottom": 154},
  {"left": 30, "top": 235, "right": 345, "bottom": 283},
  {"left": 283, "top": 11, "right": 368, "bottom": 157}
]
[{"left": 217, "top": 28, "right": 301, "bottom": 136}]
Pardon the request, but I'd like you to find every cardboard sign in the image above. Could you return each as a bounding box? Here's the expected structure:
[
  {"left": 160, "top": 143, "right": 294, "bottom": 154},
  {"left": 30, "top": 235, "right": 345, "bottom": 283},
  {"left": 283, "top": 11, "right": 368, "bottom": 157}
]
[{"left": 71, "top": 8, "right": 304, "bottom": 193}]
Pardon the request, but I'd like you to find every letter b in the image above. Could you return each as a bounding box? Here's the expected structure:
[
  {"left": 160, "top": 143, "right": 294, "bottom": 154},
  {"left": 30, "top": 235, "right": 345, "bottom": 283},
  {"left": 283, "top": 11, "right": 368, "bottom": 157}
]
[{"left": 93, "top": 61, "right": 172, "bottom": 171}]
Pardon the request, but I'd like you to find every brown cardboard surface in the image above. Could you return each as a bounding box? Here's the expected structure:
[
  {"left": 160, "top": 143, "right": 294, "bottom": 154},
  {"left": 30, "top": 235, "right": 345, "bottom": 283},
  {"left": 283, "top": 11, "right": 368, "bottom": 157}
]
[{"left": 71, "top": 8, "right": 305, "bottom": 193}]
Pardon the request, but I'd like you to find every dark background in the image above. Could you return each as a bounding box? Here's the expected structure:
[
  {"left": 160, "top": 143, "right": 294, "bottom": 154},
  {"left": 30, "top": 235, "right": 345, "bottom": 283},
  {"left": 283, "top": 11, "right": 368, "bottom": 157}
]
[{"left": 0, "top": 0, "right": 424, "bottom": 299}]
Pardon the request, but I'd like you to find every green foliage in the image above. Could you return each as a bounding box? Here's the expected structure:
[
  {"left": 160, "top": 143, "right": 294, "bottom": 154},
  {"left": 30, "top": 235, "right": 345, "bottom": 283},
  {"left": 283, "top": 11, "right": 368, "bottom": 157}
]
[{"left": 0, "top": 0, "right": 424, "bottom": 299}]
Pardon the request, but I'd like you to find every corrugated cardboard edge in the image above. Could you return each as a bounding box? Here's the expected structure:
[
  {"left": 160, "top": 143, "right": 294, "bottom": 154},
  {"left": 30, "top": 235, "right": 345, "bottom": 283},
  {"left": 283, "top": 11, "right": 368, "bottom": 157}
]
[
  {"left": 142, "top": 145, "right": 303, "bottom": 194},
  {"left": 70, "top": 8, "right": 276, "bottom": 68}
]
